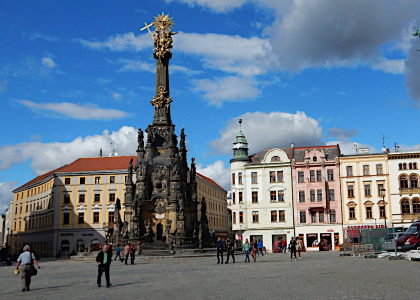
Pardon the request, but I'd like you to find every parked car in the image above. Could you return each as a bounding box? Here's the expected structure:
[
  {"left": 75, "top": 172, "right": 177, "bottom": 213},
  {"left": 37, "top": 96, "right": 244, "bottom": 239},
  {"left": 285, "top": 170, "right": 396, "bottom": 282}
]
[
  {"left": 396, "top": 221, "right": 420, "bottom": 251},
  {"left": 382, "top": 232, "right": 405, "bottom": 251}
]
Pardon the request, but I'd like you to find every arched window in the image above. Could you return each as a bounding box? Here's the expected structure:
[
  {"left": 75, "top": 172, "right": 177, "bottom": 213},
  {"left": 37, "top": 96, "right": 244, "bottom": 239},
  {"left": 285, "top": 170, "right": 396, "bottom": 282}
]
[
  {"left": 399, "top": 163, "right": 402, "bottom": 170},
  {"left": 410, "top": 175, "right": 418, "bottom": 188},
  {"left": 401, "top": 199, "right": 410, "bottom": 214},
  {"left": 413, "top": 199, "right": 420, "bottom": 214},
  {"left": 313, "top": 156, "right": 317, "bottom": 162},
  {"left": 271, "top": 156, "right": 280, "bottom": 162},
  {"left": 400, "top": 176, "right": 408, "bottom": 189},
  {"left": 409, "top": 163, "right": 413, "bottom": 169},
  {"left": 414, "top": 163, "right": 418, "bottom": 169},
  {"left": 61, "top": 240, "right": 70, "bottom": 254},
  {"left": 403, "top": 163, "right": 407, "bottom": 170}
]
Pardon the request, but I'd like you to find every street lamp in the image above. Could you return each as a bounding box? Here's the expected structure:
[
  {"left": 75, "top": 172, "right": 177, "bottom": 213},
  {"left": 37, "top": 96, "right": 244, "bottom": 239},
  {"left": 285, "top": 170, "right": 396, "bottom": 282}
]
[{"left": 381, "top": 188, "right": 387, "bottom": 228}]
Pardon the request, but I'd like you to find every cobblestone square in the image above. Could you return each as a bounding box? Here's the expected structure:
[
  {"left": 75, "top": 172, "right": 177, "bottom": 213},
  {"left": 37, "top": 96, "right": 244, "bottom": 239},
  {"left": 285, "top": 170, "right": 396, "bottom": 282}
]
[{"left": 1, "top": 251, "right": 419, "bottom": 300}]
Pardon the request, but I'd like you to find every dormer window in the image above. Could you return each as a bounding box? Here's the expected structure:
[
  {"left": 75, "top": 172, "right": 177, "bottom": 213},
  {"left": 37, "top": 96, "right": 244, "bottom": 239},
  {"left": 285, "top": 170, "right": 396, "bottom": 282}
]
[
  {"left": 313, "top": 156, "right": 317, "bottom": 162},
  {"left": 271, "top": 156, "right": 280, "bottom": 162}
]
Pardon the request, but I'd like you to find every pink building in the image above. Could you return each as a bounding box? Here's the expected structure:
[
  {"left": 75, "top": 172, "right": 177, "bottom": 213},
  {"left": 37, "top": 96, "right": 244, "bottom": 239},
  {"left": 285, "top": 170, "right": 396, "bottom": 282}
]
[{"left": 291, "top": 145, "right": 342, "bottom": 250}]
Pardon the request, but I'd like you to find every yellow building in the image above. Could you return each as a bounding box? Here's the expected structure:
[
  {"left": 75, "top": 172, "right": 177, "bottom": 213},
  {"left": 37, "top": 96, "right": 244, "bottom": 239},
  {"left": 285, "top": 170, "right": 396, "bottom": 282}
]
[{"left": 10, "top": 156, "right": 228, "bottom": 255}]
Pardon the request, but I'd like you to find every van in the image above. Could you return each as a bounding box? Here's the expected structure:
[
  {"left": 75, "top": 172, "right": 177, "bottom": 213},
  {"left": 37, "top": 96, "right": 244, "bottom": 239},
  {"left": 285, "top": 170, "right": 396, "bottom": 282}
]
[{"left": 396, "top": 221, "right": 420, "bottom": 251}]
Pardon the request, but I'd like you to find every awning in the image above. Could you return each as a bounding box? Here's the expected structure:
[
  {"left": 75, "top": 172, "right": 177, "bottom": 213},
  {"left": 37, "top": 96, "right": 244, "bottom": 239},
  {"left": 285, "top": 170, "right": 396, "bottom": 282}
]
[{"left": 347, "top": 230, "right": 359, "bottom": 238}]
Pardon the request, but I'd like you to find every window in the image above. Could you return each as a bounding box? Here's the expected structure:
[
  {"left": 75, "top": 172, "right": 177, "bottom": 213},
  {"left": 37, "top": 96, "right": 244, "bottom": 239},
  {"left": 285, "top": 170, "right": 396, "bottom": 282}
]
[
  {"left": 125, "top": 176, "right": 128, "bottom": 183},
  {"left": 403, "top": 163, "right": 407, "bottom": 170},
  {"left": 271, "top": 156, "right": 280, "bottom": 162},
  {"left": 232, "top": 173, "right": 235, "bottom": 185},
  {"left": 78, "top": 212, "right": 84, "bottom": 224},
  {"left": 65, "top": 178, "right": 70, "bottom": 185},
  {"left": 376, "top": 164, "right": 383, "bottom": 175},
  {"left": 401, "top": 199, "right": 410, "bottom": 214},
  {"left": 300, "top": 211, "right": 306, "bottom": 223},
  {"left": 252, "top": 211, "right": 259, "bottom": 223},
  {"left": 238, "top": 172, "right": 242, "bottom": 184},
  {"left": 400, "top": 176, "right": 408, "bottom": 189},
  {"left": 270, "top": 171, "right": 276, "bottom": 183},
  {"left": 310, "top": 170, "right": 315, "bottom": 182},
  {"left": 93, "top": 212, "right": 99, "bottom": 223},
  {"left": 80, "top": 177, "right": 86, "bottom": 184},
  {"left": 239, "top": 192, "right": 243, "bottom": 203},
  {"left": 108, "top": 212, "right": 114, "bottom": 224},
  {"left": 252, "top": 191, "right": 258, "bottom": 203},
  {"left": 348, "top": 185, "right": 354, "bottom": 198},
  {"left": 239, "top": 211, "right": 243, "bottom": 223},
  {"left": 379, "top": 204, "right": 386, "bottom": 218},
  {"left": 94, "top": 194, "right": 100, "bottom": 202},
  {"left": 278, "top": 191, "right": 284, "bottom": 202},
  {"left": 277, "top": 171, "right": 283, "bottom": 182},
  {"left": 271, "top": 211, "right": 277, "bottom": 222},
  {"left": 63, "top": 212, "right": 70, "bottom": 225},
  {"left": 313, "top": 156, "right": 317, "bottom": 162},
  {"left": 366, "top": 206, "right": 372, "bottom": 219},
  {"left": 349, "top": 207, "right": 356, "bottom": 219},
  {"left": 79, "top": 194, "right": 85, "bottom": 203},
  {"left": 330, "top": 210, "right": 336, "bottom": 222},
  {"left": 410, "top": 175, "right": 418, "bottom": 188},
  {"left": 414, "top": 163, "right": 418, "bottom": 169},
  {"left": 95, "top": 177, "right": 100, "bottom": 184},
  {"left": 233, "top": 212, "right": 236, "bottom": 223},
  {"left": 399, "top": 163, "right": 402, "bottom": 170},
  {"left": 319, "top": 212, "right": 324, "bottom": 223},
  {"left": 328, "top": 189, "right": 335, "bottom": 201},
  {"left": 317, "top": 170, "right": 322, "bottom": 181},
  {"left": 251, "top": 172, "right": 258, "bottom": 184},
  {"left": 310, "top": 190, "right": 315, "bottom": 202},
  {"left": 409, "top": 163, "right": 413, "bottom": 169},
  {"left": 363, "top": 165, "right": 369, "bottom": 176},
  {"left": 311, "top": 212, "right": 317, "bottom": 223},
  {"left": 364, "top": 184, "right": 371, "bottom": 197},
  {"left": 327, "top": 170, "right": 334, "bottom": 181},
  {"left": 279, "top": 210, "right": 285, "bottom": 222},
  {"left": 63, "top": 194, "right": 70, "bottom": 204},
  {"left": 110, "top": 176, "right": 115, "bottom": 184},
  {"left": 378, "top": 183, "right": 384, "bottom": 196},
  {"left": 413, "top": 199, "right": 420, "bottom": 213},
  {"left": 270, "top": 191, "right": 276, "bottom": 202},
  {"left": 298, "top": 171, "right": 304, "bottom": 183},
  {"left": 317, "top": 190, "right": 322, "bottom": 202},
  {"left": 299, "top": 191, "right": 305, "bottom": 202},
  {"left": 109, "top": 193, "right": 115, "bottom": 202},
  {"left": 232, "top": 193, "right": 236, "bottom": 204}
]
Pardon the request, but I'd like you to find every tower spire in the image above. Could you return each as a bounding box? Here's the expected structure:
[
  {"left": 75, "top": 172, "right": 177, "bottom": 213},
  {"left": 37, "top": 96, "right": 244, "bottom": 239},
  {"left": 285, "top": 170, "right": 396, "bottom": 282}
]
[{"left": 231, "top": 118, "right": 251, "bottom": 162}]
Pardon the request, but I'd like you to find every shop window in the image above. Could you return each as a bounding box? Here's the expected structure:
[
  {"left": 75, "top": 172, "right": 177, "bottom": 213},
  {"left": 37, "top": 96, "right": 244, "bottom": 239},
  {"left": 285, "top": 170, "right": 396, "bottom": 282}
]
[
  {"left": 299, "top": 191, "right": 305, "bottom": 202},
  {"left": 347, "top": 166, "right": 353, "bottom": 177},
  {"left": 271, "top": 211, "right": 277, "bottom": 222},
  {"left": 80, "top": 177, "right": 86, "bottom": 184},
  {"left": 251, "top": 172, "right": 258, "bottom": 184},
  {"left": 317, "top": 190, "right": 322, "bottom": 202},
  {"left": 239, "top": 211, "right": 243, "bottom": 223},
  {"left": 317, "top": 170, "right": 322, "bottom": 181},
  {"left": 63, "top": 212, "right": 70, "bottom": 225},
  {"left": 310, "top": 170, "right": 315, "bottom": 182},
  {"left": 328, "top": 189, "right": 335, "bottom": 201},
  {"left": 279, "top": 210, "right": 285, "bottom": 222},
  {"left": 348, "top": 185, "right": 354, "bottom": 198},
  {"left": 78, "top": 212, "right": 84, "bottom": 224},
  {"left": 278, "top": 191, "right": 284, "bottom": 202},
  {"left": 109, "top": 193, "right": 115, "bottom": 202},
  {"left": 401, "top": 199, "right": 410, "bottom": 214},
  {"left": 363, "top": 165, "right": 369, "bottom": 176},
  {"left": 376, "top": 164, "right": 383, "bottom": 175},
  {"left": 364, "top": 184, "right": 371, "bottom": 197},
  {"left": 65, "top": 178, "right": 71, "bottom": 185},
  {"left": 110, "top": 176, "right": 115, "bottom": 184},
  {"left": 300, "top": 211, "right": 306, "bottom": 223},
  {"left": 330, "top": 210, "right": 336, "bottom": 222},
  {"left": 238, "top": 172, "right": 242, "bottom": 184},
  {"left": 252, "top": 191, "right": 258, "bottom": 203},
  {"left": 298, "top": 171, "right": 304, "bottom": 183},
  {"left": 413, "top": 199, "right": 420, "bottom": 213},
  {"left": 270, "top": 171, "right": 276, "bottom": 183},
  {"left": 270, "top": 191, "right": 276, "bottom": 203},
  {"left": 232, "top": 173, "right": 235, "bottom": 185},
  {"left": 410, "top": 175, "right": 418, "bottom": 188},
  {"left": 239, "top": 192, "right": 243, "bottom": 203},
  {"left": 93, "top": 212, "right": 100, "bottom": 223},
  {"left": 94, "top": 194, "right": 100, "bottom": 202},
  {"left": 327, "top": 170, "right": 334, "bottom": 181},
  {"left": 61, "top": 240, "right": 70, "bottom": 253},
  {"left": 95, "top": 177, "right": 100, "bottom": 184},
  {"left": 310, "top": 190, "right": 315, "bottom": 202},
  {"left": 277, "top": 171, "right": 283, "bottom": 182}
]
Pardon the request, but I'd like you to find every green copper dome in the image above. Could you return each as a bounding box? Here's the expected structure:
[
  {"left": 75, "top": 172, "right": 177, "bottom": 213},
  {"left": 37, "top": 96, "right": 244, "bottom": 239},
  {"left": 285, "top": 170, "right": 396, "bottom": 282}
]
[{"left": 231, "top": 118, "right": 251, "bottom": 162}]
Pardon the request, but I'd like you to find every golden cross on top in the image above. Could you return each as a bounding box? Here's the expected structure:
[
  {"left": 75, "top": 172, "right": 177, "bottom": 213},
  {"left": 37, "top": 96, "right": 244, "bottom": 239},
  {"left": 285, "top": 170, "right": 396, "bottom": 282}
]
[{"left": 140, "top": 22, "right": 154, "bottom": 38}]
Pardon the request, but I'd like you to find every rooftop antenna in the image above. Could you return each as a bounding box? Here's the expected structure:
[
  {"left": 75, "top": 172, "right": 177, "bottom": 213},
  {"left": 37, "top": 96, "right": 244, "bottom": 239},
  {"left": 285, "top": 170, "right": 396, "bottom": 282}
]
[
  {"left": 394, "top": 142, "right": 400, "bottom": 151},
  {"left": 381, "top": 134, "right": 388, "bottom": 153},
  {"left": 99, "top": 148, "right": 102, "bottom": 157},
  {"left": 353, "top": 142, "right": 358, "bottom": 154}
]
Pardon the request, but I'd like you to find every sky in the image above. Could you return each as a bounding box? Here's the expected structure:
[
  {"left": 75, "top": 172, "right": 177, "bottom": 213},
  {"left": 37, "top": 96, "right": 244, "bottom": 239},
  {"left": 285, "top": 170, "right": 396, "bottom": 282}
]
[{"left": 1, "top": 0, "right": 420, "bottom": 213}]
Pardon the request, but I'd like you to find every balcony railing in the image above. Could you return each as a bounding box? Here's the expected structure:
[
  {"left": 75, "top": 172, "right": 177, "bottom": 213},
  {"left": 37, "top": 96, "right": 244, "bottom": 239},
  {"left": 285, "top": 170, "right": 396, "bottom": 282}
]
[{"left": 400, "top": 188, "right": 420, "bottom": 196}]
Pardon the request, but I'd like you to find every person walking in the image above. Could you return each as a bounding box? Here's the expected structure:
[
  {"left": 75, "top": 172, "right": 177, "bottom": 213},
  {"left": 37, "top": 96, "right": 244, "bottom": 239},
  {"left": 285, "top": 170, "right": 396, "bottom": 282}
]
[
  {"left": 129, "top": 243, "right": 136, "bottom": 265},
  {"left": 289, "top": 236, "right": 297, "bottom": 261},
  {"left": 225, "top": 237, "right": 235, "bottom": 264},
  {"left": 250, "top": 237, "right": 258, "bottom": 262},
  {"left": 242, "top": 239, "right": 251, "bottom": 262},
  {"left": 96, "top": 244, "right": 112, "bottom": 287},
  {"left": 257, "top": 239, "right": 264, "bottom": 257},
  {"left": 123, "top": 244, "right": 130, "bottom": 265},
  {"left": 15, "top": 245, "right": 41, "bottom": 292},
  {"left": 281, "top": 238, "right": 287, "bottom": 254},
  {"left": 296, "top": 237, "right": 303, "bottom": 259},
  {"left": 114, "top": 244, "right": 123, "bottom": 262},
  {"left": 216, "top": 237, "right": 224, "bottom": 264}
]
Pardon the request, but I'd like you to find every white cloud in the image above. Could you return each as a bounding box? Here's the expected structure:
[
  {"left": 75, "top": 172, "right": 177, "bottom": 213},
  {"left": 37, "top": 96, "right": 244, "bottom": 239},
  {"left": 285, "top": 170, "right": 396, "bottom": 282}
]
[
  {"left": 41, "top": 57, "right": 56, "bottom": 69},
  {"left": 96, "top": 77, "right": 112, "bottom": 84},
  {"left": 28, "top": 32, "right": 60, "bottom": 42},
  {"left": 166, "top": 0, "right": 246, "bottom": 12},
  {"left": 17, "top": 100, "right": 128, "bottom": 120},
  {"left": 116, "top": 58, "right": 155, "bottom": 73},
  {"left": 78, "top": 32, "right": 151, "bottom": 52},
  {"left": 196, "top": 160, "right": 231, "bottom": 190},
  {"left": 210, "top": 111, "right": 324, "bottom": 155},
  {"left": 371, "top": 58, "right": 405, "bottom": 74},
  {"left": 192, "top": 76, "right": 260, "bottom": 106},
  {"left": 327, "top": 127, "right": 359, "bottom": 142},
  {"left": 0, "top": 126, "right": 140, "bottom": 175},
  {"left": 404, "top": 38, "right": 420, "bottom": 106},
  {"left": 112, "top": 92, "right": 122, "bottom": 100},
  {"left": 0, "top": 181, "right": 17, "bottom": 213}
]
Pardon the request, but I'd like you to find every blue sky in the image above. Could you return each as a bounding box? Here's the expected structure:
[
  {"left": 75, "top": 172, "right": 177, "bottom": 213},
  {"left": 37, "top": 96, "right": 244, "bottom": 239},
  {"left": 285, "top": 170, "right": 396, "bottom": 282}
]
[{"left": 1, "top": 0, "right": 420, "bottom": 212}]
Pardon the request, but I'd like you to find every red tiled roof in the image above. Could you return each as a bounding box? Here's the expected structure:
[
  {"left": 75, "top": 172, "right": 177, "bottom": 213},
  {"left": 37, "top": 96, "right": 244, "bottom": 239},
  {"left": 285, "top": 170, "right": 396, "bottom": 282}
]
[
  {"left": 18, "top": 166, "right": 66, "bottom": 190},
  {"left": 197, "top": 172, "right": 226, "bottom": 192},
  {"left": 294, "top": 145, "right": 338, "bottom": 149},
  {"left": 58, "top": 156, "right": 136, "bottom": 173}
]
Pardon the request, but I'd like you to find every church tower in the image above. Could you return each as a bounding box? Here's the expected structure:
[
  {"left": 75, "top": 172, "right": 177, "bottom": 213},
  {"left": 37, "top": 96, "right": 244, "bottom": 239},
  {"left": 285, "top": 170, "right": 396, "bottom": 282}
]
[{"left": 231, "top": 119, "right": 251, "bottom": 163}]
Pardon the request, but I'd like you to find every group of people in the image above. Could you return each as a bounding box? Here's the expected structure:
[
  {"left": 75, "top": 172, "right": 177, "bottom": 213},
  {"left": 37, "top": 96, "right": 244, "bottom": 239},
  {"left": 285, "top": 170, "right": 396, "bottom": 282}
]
[
  {"left": 216, "top": 236, "right": 235, "bottom": 264},
  {"left": 112, "top": 243, "right": 136, "bottom": 265},
  {"left": 241, "top": 237, "right": 265, "bottom": 262}
]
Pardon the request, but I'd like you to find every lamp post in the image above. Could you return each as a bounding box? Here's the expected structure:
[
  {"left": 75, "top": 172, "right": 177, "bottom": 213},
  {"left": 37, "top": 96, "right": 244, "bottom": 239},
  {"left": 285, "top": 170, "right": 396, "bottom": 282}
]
[{"left": 381, "top": 189, "right": 387, "bottom": 228}]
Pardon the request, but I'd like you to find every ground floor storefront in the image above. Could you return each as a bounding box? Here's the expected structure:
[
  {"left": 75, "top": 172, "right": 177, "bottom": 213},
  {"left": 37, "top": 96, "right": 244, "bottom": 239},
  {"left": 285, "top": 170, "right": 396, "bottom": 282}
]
[
  {"left": 235, "top": 228, "right": 294, "bottom": 252},
  {"left": 55, "top": 228, "right": 105, "bottom": 255},
  {"left": 294, "top": 224, "right": 343, "bottom": 251}
]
